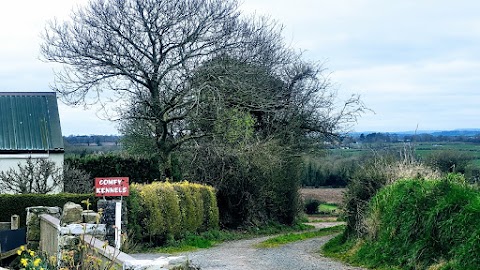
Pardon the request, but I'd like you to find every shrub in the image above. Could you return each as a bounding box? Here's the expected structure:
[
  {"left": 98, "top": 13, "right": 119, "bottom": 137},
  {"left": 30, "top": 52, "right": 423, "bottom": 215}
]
[
  {"left": 65, "top": 154, "right": 160, "bottom": 184},
  {"left": 304, "top": 199, "right": 320, "bottom": 214},
  {"left": 351, "top": 174, "right": 480, "bottom": 269},
  {"left": 127, "top": 181, "right": 219, "bottom": 246},
  {"left": 0, "top": 193, "right": 96, "bottom": 226},
  {"left": 185, "top": 141, "right": 301, "bottom": 228},
  {"left": 62, "top": 164, "right": 92, "bottom": 193},
  {"left": 424, "top": 150, "right": 474, "bottom": 174},
  {"left": 0, "top": 158, "right": 63, "bottom": 194},
  {"left": 343, "top": 154, "right": 439, "bottom": 237},
  {"left": 301, "top": 155, "right": 360, "bottom": 187}
]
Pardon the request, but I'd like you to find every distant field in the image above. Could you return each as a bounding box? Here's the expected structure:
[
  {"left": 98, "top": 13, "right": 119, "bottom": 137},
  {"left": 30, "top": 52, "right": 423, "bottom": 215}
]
[
  {"left": 331, "top": 141, "right": 480, "bottom": 168},
  {"left": 300, "top": 188, "right": 345, "bottom": 205},
  {"left": 415, "top": 142, "right": 480, "bottom": 155}
]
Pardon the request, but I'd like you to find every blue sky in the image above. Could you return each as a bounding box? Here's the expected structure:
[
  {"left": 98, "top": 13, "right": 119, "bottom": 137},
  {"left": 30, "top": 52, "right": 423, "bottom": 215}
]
[{"left": 1, "top": 0, "right": 479, "bottom": 135}]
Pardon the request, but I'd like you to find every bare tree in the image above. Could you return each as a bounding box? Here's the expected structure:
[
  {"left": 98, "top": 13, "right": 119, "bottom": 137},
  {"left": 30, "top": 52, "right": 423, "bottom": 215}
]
[
  {"left": 42, "top": 0, "right": 366, "bottom": 178},
  {"left": 0, "top": 158, "right": 63, "bottom": 194},
  {"left": 62, "top": 164, "right": 93, "bottom": 193},
  {"left": 41, "top": 0, "right": 285, "bottom": 177}
]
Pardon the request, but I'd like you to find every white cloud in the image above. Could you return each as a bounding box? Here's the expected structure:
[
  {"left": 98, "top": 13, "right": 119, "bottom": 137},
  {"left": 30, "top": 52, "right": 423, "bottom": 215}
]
[{"left": 1, "top": 0, "right": 479, "bottom": 134}]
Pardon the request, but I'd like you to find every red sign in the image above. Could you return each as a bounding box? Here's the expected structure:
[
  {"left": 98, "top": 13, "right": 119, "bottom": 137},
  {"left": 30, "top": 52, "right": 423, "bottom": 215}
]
[{"left": 95, "top": 177, "right": 129, "bottom": 197}]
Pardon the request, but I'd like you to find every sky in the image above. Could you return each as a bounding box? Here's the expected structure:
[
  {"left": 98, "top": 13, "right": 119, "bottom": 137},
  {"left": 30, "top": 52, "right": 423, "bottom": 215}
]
[{"left": 0, "top": 0, "right": 479, "bottom": 135}]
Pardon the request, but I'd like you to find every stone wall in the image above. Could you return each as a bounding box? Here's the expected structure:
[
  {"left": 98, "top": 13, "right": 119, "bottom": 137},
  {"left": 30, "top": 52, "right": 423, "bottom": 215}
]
[
  {"left": 34, "top": 202, "right": 188, "bottom": 269},
  {"left": 26, "top": 206, "right": 61, "bottom": 250},
  {"left": 97, "top": 199, "right": 127, "bottom": 248},
  {"left": 39, "top": 214, "right": 60, "bottom": 258}
]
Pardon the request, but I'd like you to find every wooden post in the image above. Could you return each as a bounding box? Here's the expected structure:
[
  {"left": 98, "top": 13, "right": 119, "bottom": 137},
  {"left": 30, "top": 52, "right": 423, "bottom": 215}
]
[
  {"left": 115, "top": 201, "right": 122, "bottom": 249},
  {"left": 11, "top": 215, "right": 19, "bottom": 230}
]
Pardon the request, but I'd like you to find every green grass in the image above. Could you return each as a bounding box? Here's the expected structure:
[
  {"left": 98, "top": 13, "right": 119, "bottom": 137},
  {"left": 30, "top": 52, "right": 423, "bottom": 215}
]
[
  {"left": 146, "top": 222, "right": 315, "bottom": 253},
  {"left": 256, "top": 225, "right": 345, "bottom": 248},
  {"left": 318, "top": 203, "right": 339, "bottom": 215},
  {"left": 332, "top": 142, "right": 480, "bottom": 159},
  {"left": 324, "top": 175, "right": 480, "bottom": 270}
]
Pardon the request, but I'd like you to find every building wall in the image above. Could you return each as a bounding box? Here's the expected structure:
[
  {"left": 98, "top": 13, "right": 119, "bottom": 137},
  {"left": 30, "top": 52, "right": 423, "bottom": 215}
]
[{"left": 0, "top": 153, "right": 64, "bottom": 194}]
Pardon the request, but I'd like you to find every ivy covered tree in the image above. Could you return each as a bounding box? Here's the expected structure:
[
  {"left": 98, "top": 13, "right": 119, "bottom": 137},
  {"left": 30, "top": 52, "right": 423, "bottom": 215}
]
[
  {"left": 42, "top": 0, "right": 364, "bottom": 178},
  {"left": 42, "top": 0, "right": 284, "bottom": 177},
  {"left": 41, "top": 0, "right": 366, "bottom": 226}
]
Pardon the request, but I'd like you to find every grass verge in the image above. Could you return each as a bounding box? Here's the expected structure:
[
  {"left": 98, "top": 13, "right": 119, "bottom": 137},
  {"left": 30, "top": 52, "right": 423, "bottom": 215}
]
[{"left": 256, "top": 225, "right": 345, "bottom": 248}]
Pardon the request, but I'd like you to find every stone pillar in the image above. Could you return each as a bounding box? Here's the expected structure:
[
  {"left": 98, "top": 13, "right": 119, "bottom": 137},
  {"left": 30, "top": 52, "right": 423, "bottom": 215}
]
[
  {"left": 97, "top": 200, "right": 127, "bottom": 248},
  {"left": 60, "top": 202, "right": 83, "bottom": 225},
  {"left": 57, "top": 202, "right": 106, "bottom": 268},
  {"left": 26, "top": 206, "right": 61, "bottom": 250},
  {"left": 82, "top": 210, "right": 100, "bottom": 224}
]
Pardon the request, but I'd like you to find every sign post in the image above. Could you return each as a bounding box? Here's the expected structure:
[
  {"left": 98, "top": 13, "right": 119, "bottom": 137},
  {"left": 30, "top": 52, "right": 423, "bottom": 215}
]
[
  {"left": 95, "top": 177, "right": 129, "bottom": 249},
  {"left": 95, "top": 177, "right": 129, "bottom": 197},
  {"left": 115, "top": 201, "right": 122, "bottom": 249}
]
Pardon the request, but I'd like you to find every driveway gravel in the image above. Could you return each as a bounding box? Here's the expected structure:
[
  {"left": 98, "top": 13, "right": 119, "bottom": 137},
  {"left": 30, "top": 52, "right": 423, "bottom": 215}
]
[
  {"left": 180, "top": 233, "right": 364, "bottom": 270},
  {"left": 131, "top": 222, "right": 365, "bottom": 270}
]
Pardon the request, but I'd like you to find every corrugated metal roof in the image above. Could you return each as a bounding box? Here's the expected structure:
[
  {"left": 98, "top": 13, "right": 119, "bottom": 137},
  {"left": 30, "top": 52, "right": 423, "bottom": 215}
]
[{"left": 0, "top": 92, "right": 64, "bottom": 152}]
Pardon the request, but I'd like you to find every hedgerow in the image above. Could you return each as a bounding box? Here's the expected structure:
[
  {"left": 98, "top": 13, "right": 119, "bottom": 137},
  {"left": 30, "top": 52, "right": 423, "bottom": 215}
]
[
  {"left": 126, "top": 181, "right": 219, "bottom": 246},
  {"left": 0, "top": 193, "right": 96, "bottom": 227},
  {"left": 65, "top": 154, "right": 160, "bottom": 184},
  {"left": 326, "top": 174, "right": 480, "bottom": 270}
]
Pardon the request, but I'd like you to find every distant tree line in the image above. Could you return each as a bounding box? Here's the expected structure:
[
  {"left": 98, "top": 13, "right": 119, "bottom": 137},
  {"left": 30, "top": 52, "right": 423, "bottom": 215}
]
[
  {"left": 64, "top": 135, "right": 121, "bottom": 146},
  {"left": 344, "top": 132, "right": 480, "bottom": 144},
  {"left": 301, "top": 148, "right": 480, "bottom": 188}
]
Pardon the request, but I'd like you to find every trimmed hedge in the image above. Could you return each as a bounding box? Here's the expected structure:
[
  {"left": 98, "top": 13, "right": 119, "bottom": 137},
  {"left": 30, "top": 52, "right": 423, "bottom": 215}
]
[
  {"left": 0, "top": 193, "right": 96, "bottom": 227},
  {"left": 127, "top": 181, "right": 219, "bottom": 245},
  {"left": 65, "top": 154, "right": 160, "bottom": 184}
]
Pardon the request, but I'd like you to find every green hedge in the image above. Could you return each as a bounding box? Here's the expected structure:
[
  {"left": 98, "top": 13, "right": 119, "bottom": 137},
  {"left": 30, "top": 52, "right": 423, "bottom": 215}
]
[
  {"left": 65, "top": 154, "right": 160, "bottom": 184},
  {"left": 352, "top": 174, "right": 480, "bottom": 269},
  {"left": 0, "top": 193, "right": 96, "bottom": 227},
  {"left": 127, "top": 181, "right": 219, "bottom": 245}
]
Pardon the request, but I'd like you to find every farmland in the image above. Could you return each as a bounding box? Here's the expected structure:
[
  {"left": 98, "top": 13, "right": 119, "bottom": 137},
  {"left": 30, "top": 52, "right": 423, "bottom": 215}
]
[{"left": 299, "top": 188, "right": 345, "bottom": 205}]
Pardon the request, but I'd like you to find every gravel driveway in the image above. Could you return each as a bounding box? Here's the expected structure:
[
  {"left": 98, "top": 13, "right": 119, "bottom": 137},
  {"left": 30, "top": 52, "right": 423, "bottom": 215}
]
[
  {"left": 181, "top": 234, "right": 363, "bottom": 270},
  {"left": 132, "top": 222, "right": 365, "bottom": 270}
]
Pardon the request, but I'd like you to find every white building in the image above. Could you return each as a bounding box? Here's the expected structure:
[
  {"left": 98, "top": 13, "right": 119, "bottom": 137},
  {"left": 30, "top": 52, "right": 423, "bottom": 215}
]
[{"left": 0, "top": 92, "right": 64, "bottom": 193}]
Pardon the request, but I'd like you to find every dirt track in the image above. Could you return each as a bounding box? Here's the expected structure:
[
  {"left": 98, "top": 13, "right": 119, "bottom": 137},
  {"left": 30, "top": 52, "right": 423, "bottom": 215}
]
[{"left": 179, "top": 222, "right": 364, "bottom": 270}]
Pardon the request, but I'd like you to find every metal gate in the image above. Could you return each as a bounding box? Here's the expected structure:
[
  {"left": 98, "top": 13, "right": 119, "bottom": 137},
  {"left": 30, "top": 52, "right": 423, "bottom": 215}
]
[{"left": 0, "top": 228, "right": 27, "bottom": 259}]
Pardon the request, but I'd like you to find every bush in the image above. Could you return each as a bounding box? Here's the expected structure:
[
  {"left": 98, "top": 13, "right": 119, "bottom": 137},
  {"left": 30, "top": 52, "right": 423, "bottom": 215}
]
[
  {"left": 304, "top": 199, "right": 320, "bottom": 214},
  {"left": 301, "top": 155, "right": 360, "bottom": 187},
  {"left": 352, "top": 174, "right": 480, "bottom": 269},
  {"left": 424, "top": 150, "right": 474, "bottom": 174},
  {"left": 63, "top": 164, "right": 92, "bottom": 193},
  {"left": 126, "top": 181, "right": 219, "bottom": 246},
  {"left": 0, "top": 158, "right": 63, "bottom": 194},
  {"left": 0, "top": 193, "right": 96, "bottom": 226},
  {"left": 65, "top": 154, "right": 160, "bottom": 184},
  {"left": 185, "top": 141, "right": 301, "bottom": 228},
  {"left": 343, "top": 154, "right": 439, "bottom": 237}
]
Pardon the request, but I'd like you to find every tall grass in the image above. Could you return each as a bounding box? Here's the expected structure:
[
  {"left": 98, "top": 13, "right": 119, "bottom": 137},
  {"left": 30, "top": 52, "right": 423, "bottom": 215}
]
[
  {"left": 327, "top": 174, "right": 480, "bottom": 270},
  {"left": 343, "top": 154, "right": 439, "bottom": 238}
]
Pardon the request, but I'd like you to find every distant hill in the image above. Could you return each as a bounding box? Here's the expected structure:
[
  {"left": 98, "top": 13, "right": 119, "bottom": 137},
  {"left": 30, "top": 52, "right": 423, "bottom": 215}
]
[{"left": 430, "top": 129, "right": 480, "bottom": 137}]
